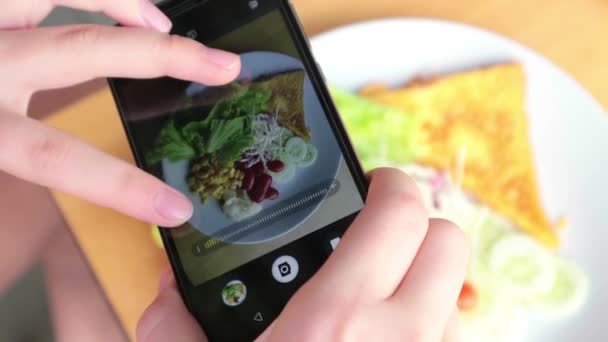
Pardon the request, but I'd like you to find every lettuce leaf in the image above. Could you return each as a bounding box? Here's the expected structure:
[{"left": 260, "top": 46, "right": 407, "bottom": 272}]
[
  {"left": 217, "top": 133, "right": 254, "bottom": 166},
  {"left": 181, "top": 121, "right": 208, "bottom": 154},
  {"left": 330, "top": 87, "right": 419, "bottom": 171},
  {"left": 146, "top": 85, "right": 270, "bottom": 166},
  {"left": 145, "top": 120, "right": 196, "bottom": 165},
  {"left": 207, "top": 86, "right": 271, "bottom": 121},
  {"left": 206, "top": 116, "right": 249, "bottom": 153}
]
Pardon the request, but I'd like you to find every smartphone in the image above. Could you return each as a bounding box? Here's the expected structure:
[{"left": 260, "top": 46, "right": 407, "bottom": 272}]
[{"left": 108, "top": 0, "right": 367, "bottom": 340}]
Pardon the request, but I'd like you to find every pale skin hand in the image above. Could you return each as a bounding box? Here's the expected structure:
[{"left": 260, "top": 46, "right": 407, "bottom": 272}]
[
  {"left": 0, "top": 0, "right": 241, "bottom": 227},
  {"left": 138, "top": 169, "right": 469, "bottom": 342},
  {"left": 0, "top": 2, "right": 468, "bottom": 341}
]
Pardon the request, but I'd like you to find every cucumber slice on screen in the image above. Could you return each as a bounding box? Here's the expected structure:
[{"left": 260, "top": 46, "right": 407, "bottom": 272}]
[
  {"left": 278, "top": 127, "right": 294, "bottom": 145},
  {"left": 295, "top": 143, "right": 318, "bottom": 167},
  {"left": 269, "top": 163, "right": 296, "bottom": 183},
  {"left": 487, "top": 233, "right": 556, "bottom": 297},
  {"left": 280, "top": 137, "right": 307, "bottom": 164},
  {"left": 531, "top": 257, "right": 590, "bottom": 319}
]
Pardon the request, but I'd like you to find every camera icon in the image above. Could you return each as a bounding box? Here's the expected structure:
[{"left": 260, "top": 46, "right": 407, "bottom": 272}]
[
  {"left": 278, "top": 262, "right": 291, "bottom": 277},
  {"left": 272, "top": 256, "right": 299, "bottom": 283},
  {"left": 186, "top": 30, "right": 198, "bottom": 39}
]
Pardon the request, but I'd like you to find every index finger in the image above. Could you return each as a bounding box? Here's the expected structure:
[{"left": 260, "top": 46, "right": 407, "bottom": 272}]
[
  {"left": 0, "top": 113, "right": 192, "bottom": 227},
  {"left": 7, "top": 25, "right": 240, "bottom": 96}
]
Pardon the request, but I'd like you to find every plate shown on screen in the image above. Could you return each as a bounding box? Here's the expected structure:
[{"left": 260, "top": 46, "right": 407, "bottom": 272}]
[{"left": 162, "top": 51, "right": 342, "bottom": 244}]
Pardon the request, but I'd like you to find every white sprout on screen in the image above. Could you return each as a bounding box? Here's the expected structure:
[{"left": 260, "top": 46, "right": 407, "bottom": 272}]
[{"left": 241, "top": 104, "right": 290, "bottom": 169}]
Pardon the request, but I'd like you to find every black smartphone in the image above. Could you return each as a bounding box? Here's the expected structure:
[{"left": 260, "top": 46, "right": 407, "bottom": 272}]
[{"left": 108, "top": 0, "right": 367, "bottom": 340}]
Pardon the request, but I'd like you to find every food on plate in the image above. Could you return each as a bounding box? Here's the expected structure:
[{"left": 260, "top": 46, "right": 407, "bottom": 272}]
[
  {"left": 146, "top": 72, "right": 318, "bottom": 222},
  {"left": 187, "top": 155, "right": 245, "bottom": 203},
  {"left": 269, "top": 163, "right": 296, "bottom": 183},
  {"left": 487, "top": 233, "right": 556, "bottom": 296},
  {"left": 222, "top": 280, "right": 247, "bottom": 306},
  {"left": 331, "top": 87, "right": 419, "bottom": 170},
  {"left": 332, "top": 83, "right": 589, "bottom": 342},
  {"left": 457, "top": 282, "right": 479, "bottom": 312},
  {"left": 249, "top": 70, "right": 311, "bottom": 141},
  {"left": 358, "top": 63, "right": 559, "bottom": 248},
  {"left": 405, "top": 164, "right": 589, "bottom": 342},
  {"left": 531, "top": 257, "right": 590, "bottom": 319},
  {"left": 222, "top": 190, "right": 263, "bottom": 221}
]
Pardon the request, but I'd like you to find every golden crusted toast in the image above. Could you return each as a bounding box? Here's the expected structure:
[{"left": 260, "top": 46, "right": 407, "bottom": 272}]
[{"left": 360, "top": 63, "right": 559, "bottom": 247}]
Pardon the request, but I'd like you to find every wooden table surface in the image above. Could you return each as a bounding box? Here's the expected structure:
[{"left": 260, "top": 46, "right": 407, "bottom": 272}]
[{"left": 45, "top": 0, "right": 608, "bottom": 340}]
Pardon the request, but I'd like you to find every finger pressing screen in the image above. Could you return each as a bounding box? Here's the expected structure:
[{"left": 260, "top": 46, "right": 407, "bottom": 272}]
[
  {"left": 0, "top": 113, "right": 192, "bottom": 227},
  {"left": 311, "top": 168, "right": 429, "bottom": 300},
  {"left": 2, "top": 24, "right": 240, "bottom": 111}
]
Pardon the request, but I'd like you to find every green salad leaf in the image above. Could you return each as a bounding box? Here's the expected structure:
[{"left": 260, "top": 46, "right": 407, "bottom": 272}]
[
  {"left": 146, "top": 85, "right": 270, "bottom": 166},
  {"left": 207, "top": 86, "right": 271, "bottom": 121},
  {"left": 330, "top": 86, "right": 420, "bottom": 171},
  {"left": 146, "top": 120, "right": 196, "bottom": 165},
  {"left": 217, "top": 130, "right": 254, "bottom": 166},
  {"left": 181, "top": 121, "right": 208, "bottom": 154},
  {"left": 207, "top": 117, "right": 248, "bottom": 153}
]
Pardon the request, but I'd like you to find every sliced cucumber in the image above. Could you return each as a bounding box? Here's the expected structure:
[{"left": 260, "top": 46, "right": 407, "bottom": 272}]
[
  {"left": 269, "top": 163, "right": 296, "bottom": 183},
  {"left": 530, "top": 257, "right": 589, "bottom": 319},
  {"left": 467, "top": 213, "right": 513, "bottom": 282},
  {"left": 278, "top": 127, "right": 294, "bottom": 145},
  {"left": 295, "top": 143, "right": 318, "bottom": 167},
  {"left": 487, "top": 233, "right": 556, "bottom": 297},
  {"left": 280, "top": 137, "right": 307, "bottom": 164},
  {"left": 474, "top": 215, "right": 512, "bottom": 264}
]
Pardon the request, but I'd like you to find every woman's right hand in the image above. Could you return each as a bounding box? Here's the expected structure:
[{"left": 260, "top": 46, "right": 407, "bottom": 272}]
[{"left": 139, "top": 169, "right": 469, "bottom": 342}]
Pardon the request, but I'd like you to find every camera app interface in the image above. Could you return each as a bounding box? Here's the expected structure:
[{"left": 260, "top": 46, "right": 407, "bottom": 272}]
[{"left": 112, "top": 3, "right": 364, "bottom": 324}]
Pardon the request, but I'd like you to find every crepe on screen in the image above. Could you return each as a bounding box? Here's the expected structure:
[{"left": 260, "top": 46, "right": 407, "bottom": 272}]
[{"left": 250, "top": 70, "right": 311, "bottom": 141}]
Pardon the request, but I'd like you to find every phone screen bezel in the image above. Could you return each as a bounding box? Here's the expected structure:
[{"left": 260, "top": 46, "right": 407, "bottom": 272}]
[{"left": 108, "top": 0, "right": 368, "bottom": 328}]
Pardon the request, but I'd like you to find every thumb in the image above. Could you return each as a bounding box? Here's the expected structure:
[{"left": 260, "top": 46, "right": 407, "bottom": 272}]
[{"left": 137, "top": 270, "right": 207, "bottom": 342}]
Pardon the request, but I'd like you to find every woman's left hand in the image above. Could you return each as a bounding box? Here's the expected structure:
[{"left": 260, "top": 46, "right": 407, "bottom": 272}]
[{"left": 0, "top": 0, "right": 241, "bottom": 227}]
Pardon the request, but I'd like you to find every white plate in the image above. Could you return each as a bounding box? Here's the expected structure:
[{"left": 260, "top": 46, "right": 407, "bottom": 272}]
[
  {"left": 311, "top": 19, "right": 608, "bottom": 341},
  {"left": 163, "top": 51, "right": 341, "bottom": 244}
]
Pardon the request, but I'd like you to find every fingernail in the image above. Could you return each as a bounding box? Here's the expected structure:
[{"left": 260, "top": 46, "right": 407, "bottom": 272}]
[
  {"left": 154, "top": 188, "right": 193, "bottom": 223},
  {"left": 141, "top": 0, "right": 173, "bottom": 33},
  {"left": 205, "top": 48, "right": 240, "bottom": 70}
]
